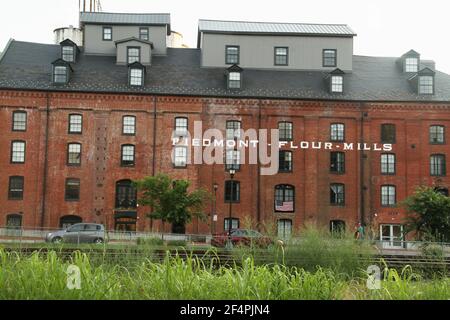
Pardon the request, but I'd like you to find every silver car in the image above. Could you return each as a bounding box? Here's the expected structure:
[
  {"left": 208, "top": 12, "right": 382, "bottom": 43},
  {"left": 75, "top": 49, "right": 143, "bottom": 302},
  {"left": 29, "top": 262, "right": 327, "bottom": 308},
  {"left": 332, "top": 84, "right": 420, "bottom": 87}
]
[{"left": 46, "top": 223, "right": 106, "bottom": 244}]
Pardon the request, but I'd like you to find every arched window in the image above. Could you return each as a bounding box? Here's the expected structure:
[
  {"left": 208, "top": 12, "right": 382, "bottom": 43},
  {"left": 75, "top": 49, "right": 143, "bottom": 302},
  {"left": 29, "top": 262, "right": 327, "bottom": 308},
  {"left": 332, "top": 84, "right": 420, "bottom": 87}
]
[
  {"left": 115, "top": 180, "right": 137, "bottom": 209},
  {"left": 121, "top": 144, "right": 135, "bottom": 167},
  {"left": 59, "top": 215, "right": 82, "bottom": 229},
  {"left": 330, "top": 184, "right": 345, "bottom": 206},
  {"left": 67, "top": 143, "right": 82, "bottom": 166},
  {"left": 274, "top": 185, "right": 295, "bottom": 212}
]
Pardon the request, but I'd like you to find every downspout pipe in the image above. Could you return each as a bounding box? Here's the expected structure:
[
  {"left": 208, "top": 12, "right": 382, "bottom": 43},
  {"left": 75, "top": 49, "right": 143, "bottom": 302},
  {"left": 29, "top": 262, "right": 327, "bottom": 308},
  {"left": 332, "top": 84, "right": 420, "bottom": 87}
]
[{"left": 40, "top": 93, "right": 50, "bottom": 228}]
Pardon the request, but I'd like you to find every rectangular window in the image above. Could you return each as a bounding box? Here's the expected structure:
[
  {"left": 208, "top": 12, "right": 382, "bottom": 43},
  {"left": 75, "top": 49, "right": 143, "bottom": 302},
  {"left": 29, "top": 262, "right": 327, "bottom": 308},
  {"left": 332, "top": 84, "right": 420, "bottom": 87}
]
[
  {"left": 226, "top": 121, "right": 241, "bottom": 140},
  {"left": 225, "top": 180, "right": 240, "bottom": 202},
  {"left": 330, "top": 184, "right": 345, "bottom": 206},
  {"left": 69, "top": 114, "right": 82, "bottom": 134},
  {"left": 121, "top": 145, "right": 135, "bottom": 167},
  {"left": 277, "top": 219, "right": 292, "bottom": 239},
  {"left": 103, "top": 27, "right": 112, "bottom": 41},
  {"left": 279, "top": 151, "right": 293, "bottom": 173},
  {"left": 67, "top": 143, "right": 81, "bottom": 166},
  {"left": 129, "top": 68, "right": 143, "bottom": 86},
  {"left": 174, "top": 146, "right": 188, "bottom": 168},
  {"left": 127, "top": 47, "right": 141, "bottom": 64},
  {"left": 419, "top": 76, "right": 434, "bottom": 94},
  {"left": 274, "top": 47, "right": 288, "bottom": 66},
  {"left": 175, "top": 117, "right": 188, "bottom": 136},
  {"left": 323, "top": 49, "right": 337, "bottom": 67},
  {"left": 381, "top": 124, "right": 396, "bottom": 143},
  {"left": 380, "top": 224, "right": 404, "bottom": 248},
  {"left": 12, "top": 111, "right": 27, "bottom": 131},
  {"left": 225, "top": 46, "right": 239, "bottom": 64},
  {"left": 381, "top": 185, "right": 396, "bottom": 206},
  {"left": 62, "top": 46, "right": 74, "bottom": 62},
  {"left": 331, "top": 76, "right": 343, "bottom": 93},
  {"left": 405, "top": 57, "right": 418, "bottom": 72},
  {"left": 54, "top": 66, "right": 67, "bottom": 83},
  {"left": 224, "top": 218, "right": 240, "bottom": 231},
  {"left": 123, "top": 116, "right": 136, "bottom": 135},
  {"left": 381, "top": 153, "right": 396, "bottom": 175},
  {"left": 279, "top": 122, "right": 293, "bottom": 141},
  {"left": 228, "top": 72, "right": 241, "bottom": 89},
  {"left": 430, "top": 125, "right": 445, "bottom": 144},
  {"left": 275, "top": 185, "right": 295, "bottom": 212},
  {"left": 225, "top": 149, "right": 241, "bottom": 171},
  {"left": 11, "top": 141, "right": 25, "bottom": 163},
  {"left": 8, "top": 176, "right": 24, "bottom": 200},
  {"left": 430, "top": 154, "right": 446, "bottom": 176},
  {"left": 65, "top": 178, "right": 80, "bottom": 201},
  {"left": 139, "top": 27, "right": 149, "bottom": 41},
  {"left": 330, "top": 152, "right": 345, "bottom": 174},
  {"left": 330, "top": 123, "right": 345, "bottom": 142}
]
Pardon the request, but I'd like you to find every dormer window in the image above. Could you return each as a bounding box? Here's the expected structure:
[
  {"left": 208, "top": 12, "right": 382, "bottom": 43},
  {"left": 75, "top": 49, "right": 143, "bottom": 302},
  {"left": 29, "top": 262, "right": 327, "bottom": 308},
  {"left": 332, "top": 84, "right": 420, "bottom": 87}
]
[
  {"left": 405, "top": 57, "right": 418, "bottom": 72},
  {"left": 62, "top": 46, "right": 74, "bottom": 62},
  {"left": 419, "top": 75, "right": 434, "bottom": 94},
  {"left": 225, "top": 64, "right": 243, "bottom": 90},
  {"left": 399, "top": 50, "right": 420, "bottom": 73},
  {"left": 51, "top": 59, "right": 72, "bottom": 85},
  {"left": 331, "top": 76, "right": 343, "bottom": 93},
  {"left": 128, "top": 62, "right": 145, "bottom": 87},
  {"left": 409, "top": 67, "right": 435, "bottom": 95},
  {"left": 127, "top": 47, "right": 141, "bottom": 64},
  {"left": 60, "top": 39, "right": 78, "bottom": 63},
  {"left": 327, "top": 68, "right": 345, "bottom": 94}
]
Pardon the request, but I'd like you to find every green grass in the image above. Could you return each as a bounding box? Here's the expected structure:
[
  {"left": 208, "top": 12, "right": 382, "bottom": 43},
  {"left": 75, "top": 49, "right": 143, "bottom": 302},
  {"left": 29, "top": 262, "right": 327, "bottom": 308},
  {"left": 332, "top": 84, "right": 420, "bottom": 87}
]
[{"left": 0, "top": 248, "right": 449, "bottom": 300}]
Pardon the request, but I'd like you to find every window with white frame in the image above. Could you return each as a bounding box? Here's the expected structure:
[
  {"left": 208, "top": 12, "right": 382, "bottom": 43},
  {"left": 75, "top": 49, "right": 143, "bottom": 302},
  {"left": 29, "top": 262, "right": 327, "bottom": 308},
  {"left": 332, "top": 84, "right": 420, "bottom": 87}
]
[
  {"left": 405, "top": 57, "right": 418, "bottom": 72},
  {"left": 175, "top": 117, "right": 188, "bottom": 136},
  {"left": 139, "top": 28, "right": 149, "bottom": 41},
  {"left": 278, "top": 121, "right": 293, "bottom": 141},
  {"left": 331, "top": 75, "right": 343, "bottom": 93},
  {"left": 69, "top": 114, "right": 82, "bottom": 134},
  {"left": 173, "top": 146, "right": 188, "bottom": 168},
  {"left": 419, "top": 76, "right": 434, "bottom": 94},
  {"left": 67, "top": 143, "right": 81, "bottom": 166},
  {"left": 62, "top": 46, "right": 74, "bottom": 62},
  {"left": 381, "top": 185, "right": 396, "bottom": 206},
  {"left": 121, "top": 145, "right": 135, "bottom": 167},
  {"left": 53, "top": 66, "right": 68, "bottom": 83},
  {"left": 11, "top": 141, "right": 25, "bottom": 163},
  {"left": 224, "top": 218, "right": 240, "bottom": 231},
  {"left": 380, "top": 224, "right": 404, "bottom": 248},
  {"left": 123, "top": 116, "right": 136, "bottom": 135},
  {"left": 381, "top": 153, "right": 396, "bottom": 175},
  {"left": 127, "top": 47, "right": 140, "bottom": 64},
  {"left": 12, "top": 111, "right": 27, "bottom": 131},
  {"left": 129, "top": 68, "right": 143, "bottom": 86},
  {"left": 228, "top": 72, "right": 241, "bottom": 89}
]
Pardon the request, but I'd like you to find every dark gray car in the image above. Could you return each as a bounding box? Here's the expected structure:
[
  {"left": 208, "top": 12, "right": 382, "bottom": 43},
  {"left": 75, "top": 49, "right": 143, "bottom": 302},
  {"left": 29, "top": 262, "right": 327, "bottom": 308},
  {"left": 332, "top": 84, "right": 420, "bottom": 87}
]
[{"left": 45, "top": 223, "right": 106, "bottom": 244}]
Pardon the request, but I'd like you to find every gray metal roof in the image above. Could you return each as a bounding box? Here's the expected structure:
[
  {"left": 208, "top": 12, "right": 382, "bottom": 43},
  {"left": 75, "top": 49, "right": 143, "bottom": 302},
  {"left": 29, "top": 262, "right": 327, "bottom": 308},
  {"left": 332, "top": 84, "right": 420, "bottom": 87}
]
[
  {"left": 80, "top": 12, "right": 171, "bottom": 26},
  {"left": 1, "top": 40, "right": 450, "bottom": 103},
  {"left": 198, "top": 19, "right": 356, "bottom": 36}
]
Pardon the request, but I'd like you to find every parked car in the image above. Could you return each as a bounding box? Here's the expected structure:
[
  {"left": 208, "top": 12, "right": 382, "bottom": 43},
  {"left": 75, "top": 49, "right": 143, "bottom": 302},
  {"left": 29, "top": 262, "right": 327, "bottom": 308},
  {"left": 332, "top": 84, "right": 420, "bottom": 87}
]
[
  {"left": 45, "top": 223, "right": 106, "bottom": 244},
  {"left": 211, "top": 229, "right": 273, "bottom": 248}
]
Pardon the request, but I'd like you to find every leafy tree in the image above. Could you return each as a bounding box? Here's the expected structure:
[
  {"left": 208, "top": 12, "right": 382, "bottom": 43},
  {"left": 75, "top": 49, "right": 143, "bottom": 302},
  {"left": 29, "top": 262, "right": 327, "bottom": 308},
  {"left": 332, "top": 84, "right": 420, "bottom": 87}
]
[
  {"left": 134, "top": 174, "right": 210, "bottom": 234},
  {"left": 403, "top": 186, "right": 450, "bottom": 242}
]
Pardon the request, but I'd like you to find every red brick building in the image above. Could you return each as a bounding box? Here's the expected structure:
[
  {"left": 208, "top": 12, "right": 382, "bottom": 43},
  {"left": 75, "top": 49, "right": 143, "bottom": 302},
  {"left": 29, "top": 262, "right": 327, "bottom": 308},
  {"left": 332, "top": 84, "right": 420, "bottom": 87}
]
[{"left": 1, "top": 13, "right": 450, "bottom": 246}]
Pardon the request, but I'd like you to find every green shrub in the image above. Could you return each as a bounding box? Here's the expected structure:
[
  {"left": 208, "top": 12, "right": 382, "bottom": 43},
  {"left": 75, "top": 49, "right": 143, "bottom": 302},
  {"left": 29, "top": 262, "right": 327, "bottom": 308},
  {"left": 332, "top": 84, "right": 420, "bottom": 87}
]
[
  {"left": 137, "top": 237, "right": 164, "bottom": 246},
  {"left": 166, "top": 240, "right": 187, "bottom": 247}
]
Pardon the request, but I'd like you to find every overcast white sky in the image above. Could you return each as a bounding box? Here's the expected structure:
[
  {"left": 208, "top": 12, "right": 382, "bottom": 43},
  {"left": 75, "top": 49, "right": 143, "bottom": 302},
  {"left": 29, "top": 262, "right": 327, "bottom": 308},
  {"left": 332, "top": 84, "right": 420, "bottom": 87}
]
[{"left": 1, "top": 0, "right": 450, "bottom": 73}]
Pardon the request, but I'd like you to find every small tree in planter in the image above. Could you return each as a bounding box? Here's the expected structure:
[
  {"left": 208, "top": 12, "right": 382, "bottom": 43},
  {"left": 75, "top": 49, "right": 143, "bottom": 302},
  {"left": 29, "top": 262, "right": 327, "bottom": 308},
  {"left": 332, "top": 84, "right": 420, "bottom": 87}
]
[
  {"left": 134, "top": 174, "right": 210, "bottom": 235},
  {"left": 403, "top": 186, "right": 450, "bottom": 242}
]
